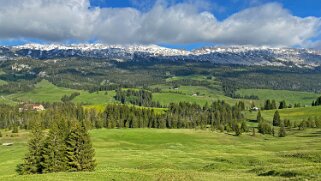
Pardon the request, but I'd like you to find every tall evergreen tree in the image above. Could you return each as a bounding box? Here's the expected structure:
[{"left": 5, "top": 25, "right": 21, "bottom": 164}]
[
  {"left": 273, "top": 111, "right": 281, "bottom": 126},
  {"left": 65, "top": 122, "right": 96, "bottom": 172},
  {"left": 232, "top": 121, "right": 241, "bottom": 136},
  {"left": 279, "top": 123, "right": 286, "bottom": 137},
  {"left": 264, "top": 100, "right": 272, "bottom": 110},
  {"left": 271, "top": 100, "right": 277, "bottom": 109},
  {"left": 312, "top": 96, "right": 321, "bottom": 106},
  {"left": 279, "top": 101, "right": 287, "bottom": 109},
  {"left": 240, "top": 121, "right": 249, "bottom": 132},
  {"left": 17, "top": 121, "right": 44, "bottom": 175},
  {"left": 257, "top": 111, "right": 262, "bottom": 123},
  {"left": 41, "top": 120, "right": 68, "bottom": 173}
]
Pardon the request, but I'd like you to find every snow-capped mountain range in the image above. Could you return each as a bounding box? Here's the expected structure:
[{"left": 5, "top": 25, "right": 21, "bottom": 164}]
[{"left": 1, "top": 43, "right": 321, "bottom": 68}]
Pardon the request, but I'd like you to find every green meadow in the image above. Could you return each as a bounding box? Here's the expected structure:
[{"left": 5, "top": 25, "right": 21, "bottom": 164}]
[
  {"left": 2, "top": 79, "right": 319, "bottom": 110},
  {"left": 245, "top": 106, "right": 321, "bottom": 122},
  {"left": 237, "top": 88, "right": 320, "bottom": 106},
  {"left": 151, "top": 84, "right": 257, "bottom": 106},
  {"left": 0, "top": 128, "right": 320, "bottom": 181},
  {"left": 2, "top": 80, "right": 116, "bottom": 105}
]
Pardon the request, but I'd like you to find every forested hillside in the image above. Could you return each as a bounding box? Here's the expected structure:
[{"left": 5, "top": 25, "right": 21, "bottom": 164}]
[{"left": 0, "top": 56, "right": 321, "bottom": 181}]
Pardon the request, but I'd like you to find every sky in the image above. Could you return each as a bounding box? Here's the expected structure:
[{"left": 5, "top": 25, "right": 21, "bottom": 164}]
[{"left": 0, "top": 0, "right": 321, "bottom": 50}]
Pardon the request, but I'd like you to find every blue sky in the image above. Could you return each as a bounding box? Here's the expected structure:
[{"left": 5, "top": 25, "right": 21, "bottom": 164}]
[{"left": 0, "top": 0, "right": 321, "bottom": 49}]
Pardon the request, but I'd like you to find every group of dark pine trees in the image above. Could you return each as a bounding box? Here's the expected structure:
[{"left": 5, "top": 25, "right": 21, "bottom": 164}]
[
  {"left": 312, "top": 96, "right": 321, "bottom": 106},
  {"left": 0, "top": 100, "right": 247, "bottom": 136},
  {"left": 262, "top": 99, "right": 299, "bottom": 110},
  {"left": 256, "top": 109, "right": 321, "bottom": 137},
  {"left": 103, "top": 101, "right": 247, "bottom": 135},
  {"left": 257, "top": 111, "right": 286, "bottom": 137},
  {"left": 16, "top": 119, "right": 95, "bottom": 175},
  {"left": 115, "top": 89, "right": 161, "bottom": 107}
]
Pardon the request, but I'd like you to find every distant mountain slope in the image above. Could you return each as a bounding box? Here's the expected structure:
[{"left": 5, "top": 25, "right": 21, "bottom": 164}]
[{"left": 1, "top": 44, "right": 321, "bottom": 68}]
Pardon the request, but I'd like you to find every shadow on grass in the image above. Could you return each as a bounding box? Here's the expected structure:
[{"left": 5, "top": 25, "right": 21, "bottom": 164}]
[{"left": 258, "top": 170, "right": 298, "bottom": 177}]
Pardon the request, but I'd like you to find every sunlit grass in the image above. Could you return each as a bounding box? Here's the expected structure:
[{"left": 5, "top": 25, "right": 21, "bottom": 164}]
[{"left": 0, "top": 128, "right": 320, "bottom": 180}]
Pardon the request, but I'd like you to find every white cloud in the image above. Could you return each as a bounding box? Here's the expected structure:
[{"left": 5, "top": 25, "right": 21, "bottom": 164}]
[
  {"left": 0, "top": 0, "right": 94, "bottom": 41},
  {"left": 214, "top": 3, "right": 321, "bottom": 47},
  {"left": 0, "top": 0, "right": 320, "bottom": 48}
]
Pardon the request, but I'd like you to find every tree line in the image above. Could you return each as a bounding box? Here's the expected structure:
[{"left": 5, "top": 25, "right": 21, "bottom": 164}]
[
  {"left": 61, "top": 92, "right": 80, "bottom": 102},
  {"left": 0, "top": 100, "right": 246, "bottom": 135},
  {"left": 102, "top": 101, "right": 245, "bottom": 132},
  {"left": 262, "top": 99, "right": 301, "bottom": 110}
]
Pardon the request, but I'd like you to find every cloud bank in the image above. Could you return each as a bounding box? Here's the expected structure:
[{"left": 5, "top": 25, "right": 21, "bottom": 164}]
[{"left": 0, "top": 0, "right": 320, "bottom": 48}]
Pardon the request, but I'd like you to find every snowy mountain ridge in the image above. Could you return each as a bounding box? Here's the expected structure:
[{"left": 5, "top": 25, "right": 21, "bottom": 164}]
[{"left": 1, "top": 43, "right": 321, "bottom": 68}]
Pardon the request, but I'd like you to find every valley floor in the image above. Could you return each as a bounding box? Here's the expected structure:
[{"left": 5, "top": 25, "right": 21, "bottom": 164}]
[{"left": 0, "top": 128, "right": 320, "bottom": 180}]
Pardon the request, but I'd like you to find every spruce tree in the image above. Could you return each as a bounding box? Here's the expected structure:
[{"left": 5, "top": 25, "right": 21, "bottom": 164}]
[
  {"left": 271, "top": 100, "right": 277, "bottom": 109},
  {"left": 279, "top": 101, "right": 287, "bottom": 109},
  {"left": 232, "top": 121, "right": 241, "bottom": 136},
  {"left": 17, "top": 121, "right": 44, "bottom": 175},
  {"left": 65, "top": 122, "right": 96, "bottom": 172},
  {"left": 279, "top": 123, "right": 286, "bottom": 137},
  {"left": 41, "top": 121, "right": 68, "bottom": 173},
  {"left": 256, "top": 111, "right": 262, "bottom": 123},
  {"left": 240, "top": 121, "right": 248, "bottom": 132},
  {"left": 264, "top": 100, "right": 271, "bottom": 110},
  {"left": 66, "top": 124, "right": 82, "bottom": 171},
  {"left": 78, "top": 126, "right": 96, "bottom": 171},
  {"left": 273, "top": 111, "right": 280, "bottom": 126}
]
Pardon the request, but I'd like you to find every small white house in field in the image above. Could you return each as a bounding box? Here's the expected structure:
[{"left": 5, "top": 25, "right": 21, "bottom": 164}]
[
  {"left": 2, "top": 143, "right": 13, "bottom": 146},
  {"left": 19, "top": 104, "right": 45, "bottom": 112},
  {"left": 251, "top": 107, "right": 260, "bottom": 111},
  {"left": 32, "top": 104, "right": 45, "bottom": 111}
]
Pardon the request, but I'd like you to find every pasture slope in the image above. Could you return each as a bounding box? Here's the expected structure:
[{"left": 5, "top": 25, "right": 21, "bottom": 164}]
[
  {"left": 3, "top": 80, "right": 116, "bottom": 105},
  {"left": 0, "top": 128, "right": 320, "bottom": 181},
  {"left": 245, "top": 106, "right": 321, "bottom": 122},
  {"left": 237, "top": 88, "right": 319, "bottom": 106}
]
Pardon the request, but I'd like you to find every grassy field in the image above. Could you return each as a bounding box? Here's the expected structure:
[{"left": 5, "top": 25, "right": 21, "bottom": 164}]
[
  {"left": 0, "top": 128, "right": 320, "bottom": 181},
  {"left": 237, "top": 89, "right": 320, "bottom": 106},
  {"left": 165, "top": 75, "right": 220, "bottom": 84},
  {"left": 1, "top": 78, "right": 318, "bottom": 111},
  {"left": 245, "top": 106, "right": 321, "bottom": 122},
  {"left": 151, "top": 84, "right": 258, "bottom": 106},
  {"left": 2, "top": 80, "right": 116, "bottom": 105}
]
